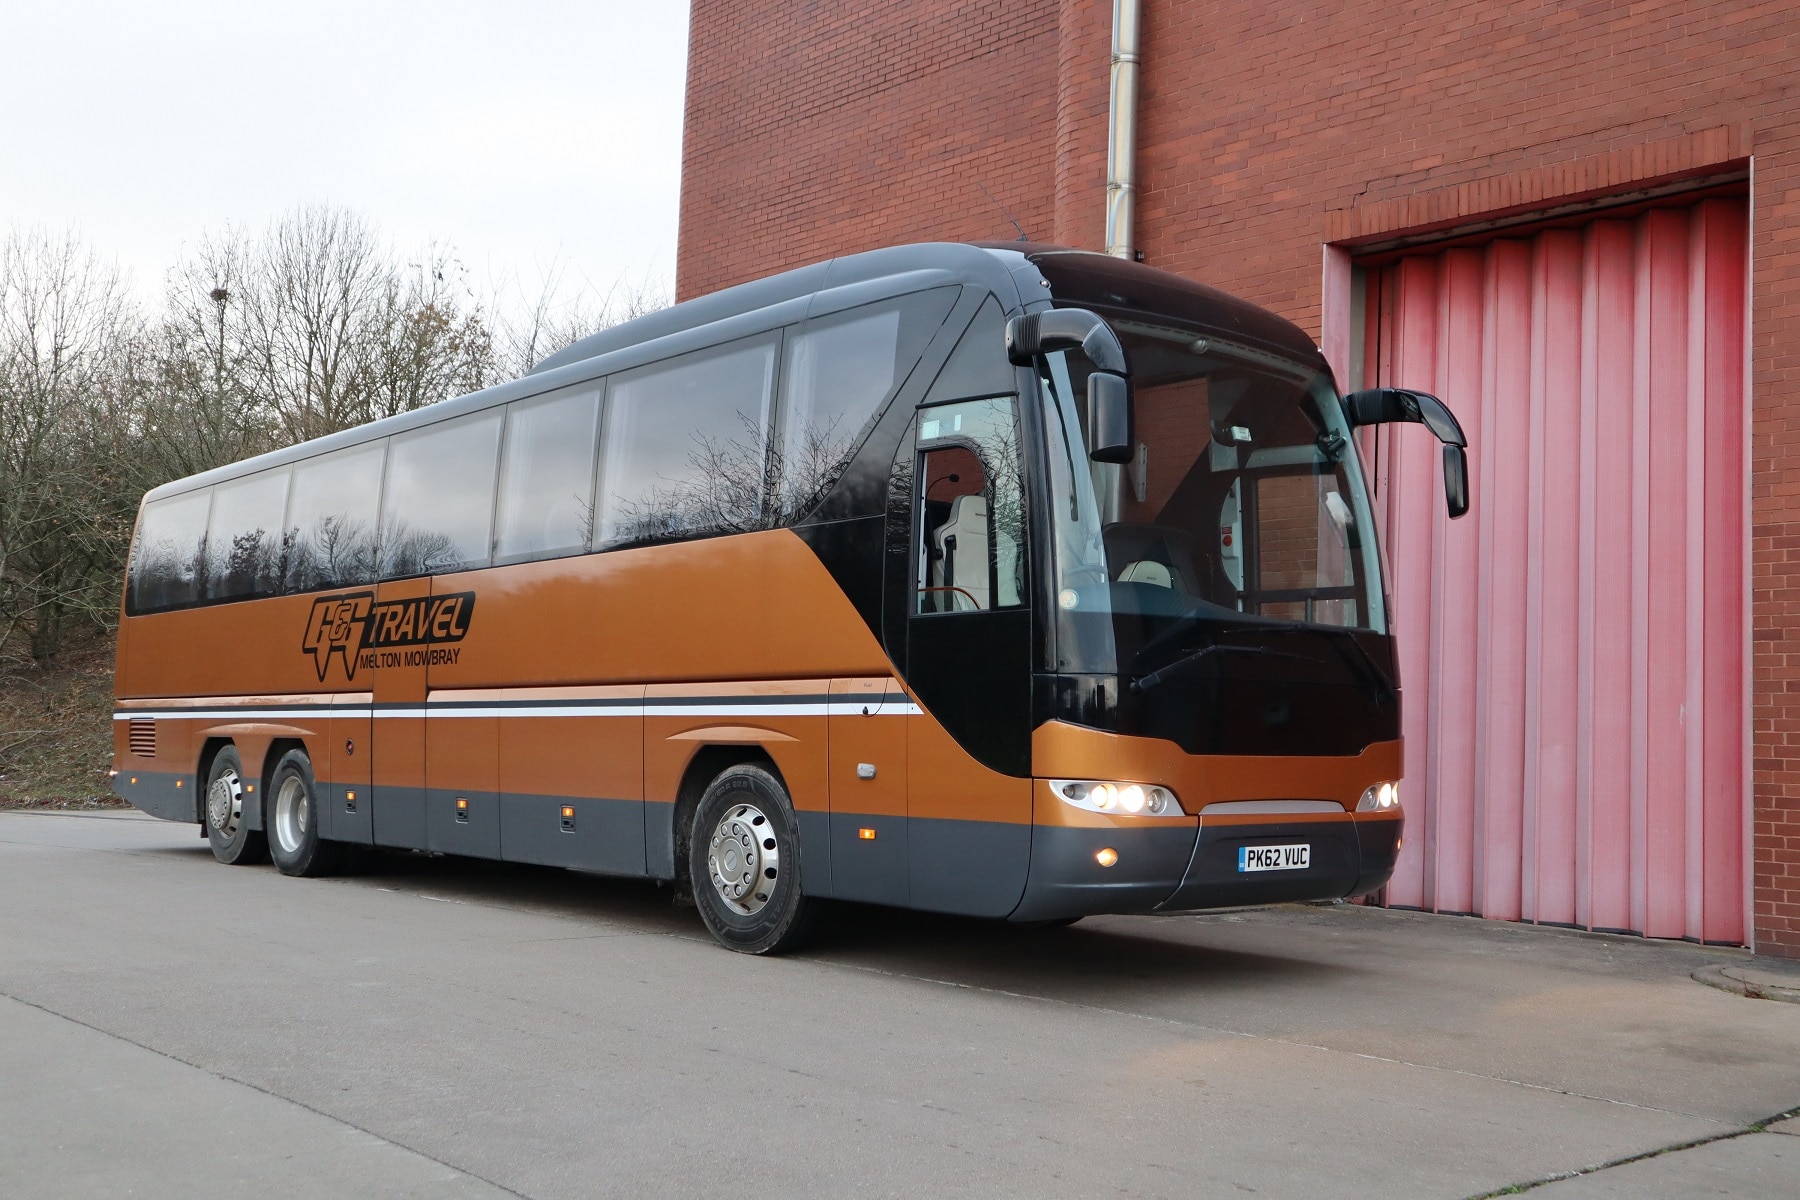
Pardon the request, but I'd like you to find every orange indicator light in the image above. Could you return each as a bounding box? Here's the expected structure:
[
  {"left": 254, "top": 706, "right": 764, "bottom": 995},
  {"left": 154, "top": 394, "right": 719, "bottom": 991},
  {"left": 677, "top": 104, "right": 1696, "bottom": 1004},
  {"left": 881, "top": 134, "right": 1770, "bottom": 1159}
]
[
  {"left": 1096, "top": 847, "right": 1119, "bottom": 867},
  {"left": 561, "top": 806, "right": 576, "bottom": 819},
  {"left": 175, "top": 780, "right": 183, "bottom": 788},
  {"left": 455, "top": 798, "right": 468, "bottom": 811},
  {"left": 346, "top": 790, "right": 356, "bottom": 801},
  {"left": 130, "top": 776, "right": 138, "bottom": 785},
  {"left": 858, "top": 828, "right": 877, "bottom": 840}
]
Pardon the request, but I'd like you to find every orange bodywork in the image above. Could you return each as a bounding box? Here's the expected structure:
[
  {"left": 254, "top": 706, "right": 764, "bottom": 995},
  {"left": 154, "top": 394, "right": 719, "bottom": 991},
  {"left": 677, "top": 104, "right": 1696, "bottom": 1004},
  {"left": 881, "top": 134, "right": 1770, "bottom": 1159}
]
[{"left": 114, "top": 526, "right": 1401, "bottom": 909}]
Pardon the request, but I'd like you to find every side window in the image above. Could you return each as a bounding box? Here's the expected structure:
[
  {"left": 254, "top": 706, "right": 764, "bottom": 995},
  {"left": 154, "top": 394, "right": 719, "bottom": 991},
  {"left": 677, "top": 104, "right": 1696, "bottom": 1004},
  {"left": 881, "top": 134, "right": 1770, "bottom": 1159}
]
[
  {"left": 128, "top": 489, "right": 213, "bottom": 613},
  {"left": 923, "top": 294, "right": 1015, "bottom": 403},
  {"left": 774, "top": 287, "right": 957, "bottom": 522},
  {"left": 495, "top": 384, "right": 602, "bottom": 563},
  {"left": 380, "top": 410, "right": 504, "bottom": 579},
  {"left": 597, "top": 336, "right": 777, "bottom": 547},
  {"left": 284, "top": 441, "right": 386, "bottom": 593},
  {"left": 915, "top": 397, "right": 1026, "bottom": 613},
  {"left": 205, "top": 468, "right": 289, "bottom": 601}
]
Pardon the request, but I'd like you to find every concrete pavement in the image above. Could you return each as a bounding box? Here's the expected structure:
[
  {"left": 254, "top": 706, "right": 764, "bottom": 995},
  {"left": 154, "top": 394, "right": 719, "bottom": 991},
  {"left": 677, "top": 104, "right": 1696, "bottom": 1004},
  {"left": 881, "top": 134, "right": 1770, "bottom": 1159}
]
[{"left": 2, "top": 809, "right": 1796, "bottom": 1199}]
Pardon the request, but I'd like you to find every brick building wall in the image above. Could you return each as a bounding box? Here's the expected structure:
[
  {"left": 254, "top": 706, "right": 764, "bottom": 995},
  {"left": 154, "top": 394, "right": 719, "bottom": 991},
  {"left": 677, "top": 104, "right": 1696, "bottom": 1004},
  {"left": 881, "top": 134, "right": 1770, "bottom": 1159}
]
[{"left": 677, "top": 0, "right": 1800, "bottom": 954}]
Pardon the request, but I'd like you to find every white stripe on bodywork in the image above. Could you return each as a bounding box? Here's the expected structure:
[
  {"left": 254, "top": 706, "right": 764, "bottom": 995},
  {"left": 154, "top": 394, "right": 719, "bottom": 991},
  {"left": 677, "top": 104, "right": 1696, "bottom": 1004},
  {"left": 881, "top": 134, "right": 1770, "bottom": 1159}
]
[{"left": 115, "top": 700, "right": 923, "bottom": 722}]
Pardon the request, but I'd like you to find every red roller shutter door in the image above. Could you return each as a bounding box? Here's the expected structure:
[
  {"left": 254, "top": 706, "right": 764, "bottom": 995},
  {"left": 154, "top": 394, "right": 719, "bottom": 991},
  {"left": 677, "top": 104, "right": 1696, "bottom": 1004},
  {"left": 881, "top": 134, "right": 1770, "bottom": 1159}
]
[{"left": 1361, "top": 197, "right": 1747, "bottom": 943}]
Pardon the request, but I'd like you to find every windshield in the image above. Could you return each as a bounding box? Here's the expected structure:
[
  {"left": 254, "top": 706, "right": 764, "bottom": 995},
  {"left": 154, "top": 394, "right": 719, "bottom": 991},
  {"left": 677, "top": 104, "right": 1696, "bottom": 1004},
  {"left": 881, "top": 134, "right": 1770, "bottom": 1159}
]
[{"left": 1040, "top": 318, "right": 1387, "bottom": 680}]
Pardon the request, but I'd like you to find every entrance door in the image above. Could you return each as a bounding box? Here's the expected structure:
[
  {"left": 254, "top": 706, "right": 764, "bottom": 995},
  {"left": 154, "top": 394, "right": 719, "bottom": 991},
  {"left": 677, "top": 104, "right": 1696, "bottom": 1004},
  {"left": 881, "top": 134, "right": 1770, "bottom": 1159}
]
[
  {"left": 904, "top": 396, "right": 1033, "bottom": 915},
  {"left": 1359, "top": 195, "right": 1747, "bottom": 942}
]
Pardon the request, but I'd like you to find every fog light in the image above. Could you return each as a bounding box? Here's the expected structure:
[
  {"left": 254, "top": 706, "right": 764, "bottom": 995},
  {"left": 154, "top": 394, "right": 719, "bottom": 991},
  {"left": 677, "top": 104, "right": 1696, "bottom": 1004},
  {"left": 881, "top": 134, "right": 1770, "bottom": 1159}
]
[
  {"left": 1096, "top": 847, "right": 1118, "bottom": 867},
  {"left": 1119, "top": 784, "right": 1146, "bottom": 813}
]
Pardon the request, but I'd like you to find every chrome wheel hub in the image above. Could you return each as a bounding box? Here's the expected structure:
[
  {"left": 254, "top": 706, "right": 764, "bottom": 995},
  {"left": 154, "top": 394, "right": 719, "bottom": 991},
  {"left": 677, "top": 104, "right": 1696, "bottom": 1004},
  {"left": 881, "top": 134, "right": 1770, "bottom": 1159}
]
[
  {"left": 272, "top": 774, "right": 309, "bottom": 856},
  {"left": 707, "top": 803, "right": 780, "bottom": 916},
  {"left": 206, "top": 770, "right": 242, "bottom": 837}
]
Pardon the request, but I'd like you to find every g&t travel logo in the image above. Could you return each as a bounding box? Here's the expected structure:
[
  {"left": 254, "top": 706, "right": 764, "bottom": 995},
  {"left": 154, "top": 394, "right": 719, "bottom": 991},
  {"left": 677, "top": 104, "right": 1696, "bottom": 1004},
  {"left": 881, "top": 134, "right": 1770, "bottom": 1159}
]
[{"left": 300, "top": 590, "right": 475, "bottom": 681}]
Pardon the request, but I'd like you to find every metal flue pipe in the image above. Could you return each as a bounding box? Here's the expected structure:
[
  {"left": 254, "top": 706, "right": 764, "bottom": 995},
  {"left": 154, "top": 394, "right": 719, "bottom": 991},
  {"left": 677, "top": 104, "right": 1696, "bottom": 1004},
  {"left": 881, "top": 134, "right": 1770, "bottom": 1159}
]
[{"left": 1104, "top": 0, "right": 1140, "bottom": 259}]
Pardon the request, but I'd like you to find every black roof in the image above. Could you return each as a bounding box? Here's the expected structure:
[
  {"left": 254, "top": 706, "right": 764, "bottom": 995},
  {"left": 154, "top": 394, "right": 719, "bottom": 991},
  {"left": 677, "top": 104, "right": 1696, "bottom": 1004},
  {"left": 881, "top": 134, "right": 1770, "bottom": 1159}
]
[{"left": 145, "top": 242, "right": 1322, "bottom": 503}]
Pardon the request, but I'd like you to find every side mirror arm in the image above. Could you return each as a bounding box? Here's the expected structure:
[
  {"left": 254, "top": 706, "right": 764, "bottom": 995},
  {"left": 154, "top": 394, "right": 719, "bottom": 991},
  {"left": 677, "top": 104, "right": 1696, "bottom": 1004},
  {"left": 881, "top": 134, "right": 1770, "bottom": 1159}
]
[
  {"left": 1344, "top": 388, "right": 1471, "bottom": 520},
  {"left": 1005, "top": 309, "right": 1129, "bottom": 374},
  {"left": 1342, "top": 387, "right": 1466, "bottom": 448}
]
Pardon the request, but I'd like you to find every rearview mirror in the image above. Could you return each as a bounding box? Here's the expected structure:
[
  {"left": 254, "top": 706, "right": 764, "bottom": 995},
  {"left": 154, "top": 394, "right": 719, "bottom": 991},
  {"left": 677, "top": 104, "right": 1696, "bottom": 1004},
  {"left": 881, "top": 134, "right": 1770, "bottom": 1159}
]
[
  {"left": 1443, "top": 444, "right": 1469, "bottom": 519},
  {"left": 1344, "top": 387, "right": 1471, "bottom": 519},
  {"left": 1087, "top": 372, "right": 1133, "bottom": 463}
]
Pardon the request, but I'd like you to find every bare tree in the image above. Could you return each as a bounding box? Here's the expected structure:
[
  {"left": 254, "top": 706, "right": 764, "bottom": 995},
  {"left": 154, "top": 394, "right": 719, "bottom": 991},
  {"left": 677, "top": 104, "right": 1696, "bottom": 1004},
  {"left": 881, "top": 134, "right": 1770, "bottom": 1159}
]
[
  {"left": 0, "top": 227, "right": 142, "bottom": 664},
  {"left": 0, "top": 208, "right": 669, "bottom": 667},
  {"left": 141, "top": 227, "right": 271, "bottom": 477},
  {"left": 485, "top": 260, "right": 668, "bottom": 381}
]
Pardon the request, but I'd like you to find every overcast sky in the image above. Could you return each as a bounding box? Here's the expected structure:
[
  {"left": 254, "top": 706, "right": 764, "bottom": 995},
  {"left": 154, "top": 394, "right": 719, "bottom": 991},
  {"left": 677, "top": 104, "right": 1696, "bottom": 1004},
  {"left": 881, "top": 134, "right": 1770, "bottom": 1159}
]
[{"left": 1, "top": 1, "right": 690, "bottom": 307}]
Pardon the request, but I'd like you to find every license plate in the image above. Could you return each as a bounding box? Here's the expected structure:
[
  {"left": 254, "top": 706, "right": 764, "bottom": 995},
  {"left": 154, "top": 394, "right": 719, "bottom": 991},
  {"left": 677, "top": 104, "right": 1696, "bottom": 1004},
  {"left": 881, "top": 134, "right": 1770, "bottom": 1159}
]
[{"left": 1238, "top": 843, "right": 1311, "bottom": 872}]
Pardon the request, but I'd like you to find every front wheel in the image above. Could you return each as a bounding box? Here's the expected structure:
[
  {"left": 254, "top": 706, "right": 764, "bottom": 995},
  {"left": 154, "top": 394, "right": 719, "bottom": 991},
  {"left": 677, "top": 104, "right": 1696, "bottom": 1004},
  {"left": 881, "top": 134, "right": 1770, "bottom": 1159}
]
[
  {"left": 688, "top": 765, "right": 817, "bottom": 955},
  {"left": 266, "top": 750, "right": 344, "bottom": 878}
]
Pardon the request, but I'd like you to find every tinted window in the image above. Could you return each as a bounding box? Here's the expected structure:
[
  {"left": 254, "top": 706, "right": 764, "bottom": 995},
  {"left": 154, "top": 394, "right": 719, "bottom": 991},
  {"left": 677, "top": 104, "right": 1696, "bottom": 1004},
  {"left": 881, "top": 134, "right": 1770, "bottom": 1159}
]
[
  {"left": 774, "top": 288, "right": 956, "bottom": 521},
  {"left": 597, "top": 336, "right": 777, "bottom": 547},
  {"left": 924, "top": 295, "right": 1015, "bottom": 403},
  {"left": 205, "top": 468, "right": 289, "bottom": 601},
  {"left": 380, "top": 410, "right": 503, "bottom": 578},
  {"left": 915, "top": 396, "right": 1027, "bottom": 612},
  {"left": 284, "top": 441, "right": 386, "bottom": 592},
  {"left": 129, "top": 489, "right": 212, "bottom": 613},
  {"left": 495, "top": 385, "right": 601, "bottom": 562}
]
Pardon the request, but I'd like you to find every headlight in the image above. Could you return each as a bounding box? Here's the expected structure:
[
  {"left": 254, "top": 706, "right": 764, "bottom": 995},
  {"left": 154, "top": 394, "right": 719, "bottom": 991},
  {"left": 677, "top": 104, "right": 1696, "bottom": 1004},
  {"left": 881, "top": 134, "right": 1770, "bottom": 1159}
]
[
  {"left": 1356, "top": 781, "right": 1401, "bottom": 812},
  {"left": 1050, "top": 779, "right": 1184, "bottom": 817}
]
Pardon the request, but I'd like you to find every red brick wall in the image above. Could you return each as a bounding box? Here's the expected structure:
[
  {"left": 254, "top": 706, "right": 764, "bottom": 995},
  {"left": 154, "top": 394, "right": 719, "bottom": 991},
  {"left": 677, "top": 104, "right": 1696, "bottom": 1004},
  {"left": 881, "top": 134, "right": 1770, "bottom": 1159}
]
[
  {"left": 678, "top": 0, "right": 1800, "bottom": 954},
  {"left": 678, "top": 0, "right": 1063, "bottom": 298}
]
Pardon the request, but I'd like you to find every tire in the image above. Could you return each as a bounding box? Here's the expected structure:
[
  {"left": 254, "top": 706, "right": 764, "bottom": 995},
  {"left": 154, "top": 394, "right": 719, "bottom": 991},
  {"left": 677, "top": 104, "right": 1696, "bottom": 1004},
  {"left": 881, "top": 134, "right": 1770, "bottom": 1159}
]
[
  {"left": 266, "top": 749, "right": 344, "bottom": 878},
  {"left": 204, "top": 746, "right": 267, "bottom": 865},
  {"left": 688, "top": 764, "right": 817, "bottom": 955}
]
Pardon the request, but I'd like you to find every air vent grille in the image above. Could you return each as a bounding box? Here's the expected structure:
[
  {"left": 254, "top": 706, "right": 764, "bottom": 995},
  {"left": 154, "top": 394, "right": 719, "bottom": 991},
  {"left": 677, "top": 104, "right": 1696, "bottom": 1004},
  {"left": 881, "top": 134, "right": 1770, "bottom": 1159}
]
[{"left": 127, "top": 719, "right": 156, "bottom": 758}]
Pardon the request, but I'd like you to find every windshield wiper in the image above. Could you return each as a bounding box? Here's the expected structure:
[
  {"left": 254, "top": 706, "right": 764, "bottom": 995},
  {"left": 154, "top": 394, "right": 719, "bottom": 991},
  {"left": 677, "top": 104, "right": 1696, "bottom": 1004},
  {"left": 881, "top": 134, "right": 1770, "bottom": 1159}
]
[{"left": 1130, "top": 644, "right": 1318, "bottom": 693}]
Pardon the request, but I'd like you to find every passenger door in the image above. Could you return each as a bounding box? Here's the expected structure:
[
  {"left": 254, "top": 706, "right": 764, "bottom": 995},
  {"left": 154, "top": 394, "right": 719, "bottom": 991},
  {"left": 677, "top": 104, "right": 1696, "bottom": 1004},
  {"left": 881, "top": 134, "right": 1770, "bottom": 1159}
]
[{"left": 904, "top": 396, "right": 1034, "bottom": 915}]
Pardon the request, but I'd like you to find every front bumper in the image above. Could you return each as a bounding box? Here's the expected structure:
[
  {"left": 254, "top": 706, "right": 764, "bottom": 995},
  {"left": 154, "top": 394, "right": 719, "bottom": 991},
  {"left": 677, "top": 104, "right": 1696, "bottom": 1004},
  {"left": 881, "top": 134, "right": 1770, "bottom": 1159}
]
[{"left": 1010, "top": 811, "right": 1402, "bottom": 922}]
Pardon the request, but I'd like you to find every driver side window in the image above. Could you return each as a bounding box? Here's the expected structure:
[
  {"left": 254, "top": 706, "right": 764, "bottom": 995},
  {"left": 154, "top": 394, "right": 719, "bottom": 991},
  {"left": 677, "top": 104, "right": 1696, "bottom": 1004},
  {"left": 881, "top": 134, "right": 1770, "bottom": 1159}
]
[{"left": 915, "top": 398, "right": 1026, "bottom": 613}]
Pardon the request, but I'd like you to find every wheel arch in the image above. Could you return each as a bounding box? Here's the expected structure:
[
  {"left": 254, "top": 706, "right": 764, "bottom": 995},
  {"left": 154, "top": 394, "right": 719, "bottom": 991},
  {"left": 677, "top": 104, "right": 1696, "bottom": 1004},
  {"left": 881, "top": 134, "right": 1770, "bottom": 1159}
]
[
  {"left": 195, "top": 737, "right": 234, "bottom": 825},
  {"left": 668, "top": 744, "right": 784, "bottom": 886}
]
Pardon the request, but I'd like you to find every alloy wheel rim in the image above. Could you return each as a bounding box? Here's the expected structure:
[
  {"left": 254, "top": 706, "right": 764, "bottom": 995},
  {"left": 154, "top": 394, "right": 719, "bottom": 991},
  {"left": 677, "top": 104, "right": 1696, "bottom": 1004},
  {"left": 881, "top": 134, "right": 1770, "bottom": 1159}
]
[
  {"left": 273, "top": 774, "right": 309, "bottom": 856},
  {"left": 707, "top": 802, "right": 780, "bottom": 916}
]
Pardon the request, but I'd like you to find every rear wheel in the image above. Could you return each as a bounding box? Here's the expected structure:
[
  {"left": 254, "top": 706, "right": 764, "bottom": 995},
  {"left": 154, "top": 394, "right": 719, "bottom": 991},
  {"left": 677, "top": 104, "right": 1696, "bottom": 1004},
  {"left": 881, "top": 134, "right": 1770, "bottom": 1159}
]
[
  {"left": 266, "top": 750, "right": 344, "bottom": 878},
  {"left": 689, "top": 765, "right": 817, "bottom": 954},
  {"left": 205, "top": 747, "right": 267, "bottom": 865}
]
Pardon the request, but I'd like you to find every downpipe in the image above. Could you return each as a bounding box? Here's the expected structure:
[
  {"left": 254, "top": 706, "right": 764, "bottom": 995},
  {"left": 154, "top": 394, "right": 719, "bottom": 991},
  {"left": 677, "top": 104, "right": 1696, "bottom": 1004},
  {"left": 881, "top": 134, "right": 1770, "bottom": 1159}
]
[{"left": 1104, "top": 0, "right": 1140, "bottom": 259}]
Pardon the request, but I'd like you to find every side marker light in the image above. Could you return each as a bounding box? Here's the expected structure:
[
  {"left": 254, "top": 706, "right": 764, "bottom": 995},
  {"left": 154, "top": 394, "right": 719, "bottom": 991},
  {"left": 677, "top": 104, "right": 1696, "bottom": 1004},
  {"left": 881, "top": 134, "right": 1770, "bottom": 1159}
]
[
  {"left": 561, "top": 806, "right": 576, "bottom": 819},
  {"left": 1096, "top": 847, "right": 1119, "bottom": 867},
  {"left": 346, "top": 790, "right": 356, "bottom": 801},
  {"left": 175, "top": 779, "right": 183, "bottom": 788},
  {"left": 859, "top": 828, "right": 877, "bottom": 840}
]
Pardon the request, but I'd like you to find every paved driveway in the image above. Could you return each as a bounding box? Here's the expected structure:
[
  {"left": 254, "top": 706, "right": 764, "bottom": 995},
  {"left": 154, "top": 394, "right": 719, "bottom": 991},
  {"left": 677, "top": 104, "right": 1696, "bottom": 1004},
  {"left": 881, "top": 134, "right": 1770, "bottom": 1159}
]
[{"left": 1, "top": 810, "right": 1795, "bottom": 1199}]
